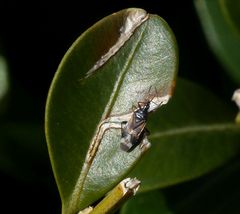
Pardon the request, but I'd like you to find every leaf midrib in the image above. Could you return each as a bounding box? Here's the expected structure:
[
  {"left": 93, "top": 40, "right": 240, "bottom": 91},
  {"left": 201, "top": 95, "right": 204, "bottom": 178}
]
[
  {"left": 104, "top": 22, "right": 148, "bottom": 118},
  {"left": 149, "top": 123, "right": 238, "bottom": 139},
  {"left": 70, "top": 21, "right": 148, "bottom": 212}
]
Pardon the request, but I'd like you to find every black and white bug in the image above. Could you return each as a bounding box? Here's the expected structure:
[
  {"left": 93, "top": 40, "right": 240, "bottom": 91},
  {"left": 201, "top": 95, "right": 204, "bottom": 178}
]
[
  {"left": 120, "top": 100, "right": 151, "bottom": 152},
  {"left": 84, "top": 88, "right": 169, "bottom": 168}
]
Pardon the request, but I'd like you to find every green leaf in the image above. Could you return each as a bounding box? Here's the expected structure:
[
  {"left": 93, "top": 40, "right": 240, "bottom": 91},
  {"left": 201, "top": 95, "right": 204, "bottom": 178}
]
[
  {"left": 45, "top": 8, "right": 178, "bottom": 213},
  {"left": 130, "top": 78, "right": 240, "bottom": 192},
  {"left": 120, "top": 190, "right": 173, "bottom": 214},
  {"left": 173, "top": 158, "right": 240, "bottom": 214},
  {"left": 121, "top": 158, "right": 240, "bottom": 214},
  {"left": 221, "top": 0, "right": 240, "bottom": 34},
  {"left": 195, "top": 0, "right": 240, "bottom": 83},
  {"left": 0, "top": 55, "right": 9, "bottom": 115}
]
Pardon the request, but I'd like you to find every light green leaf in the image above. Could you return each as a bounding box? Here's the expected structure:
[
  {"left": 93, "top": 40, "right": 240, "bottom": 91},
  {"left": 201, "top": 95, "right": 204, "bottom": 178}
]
[
  {"left": 0, "top": 55, "right": 9, "bottom": 115},
  {"left": 130, "top": 78, "right": 240, "bottom": 192},
  {"left": 45, "top": 8, "right": 178, "bottom": 213},
  {"left": 195, "top": 0, "right": 240, "bottom": 82}
]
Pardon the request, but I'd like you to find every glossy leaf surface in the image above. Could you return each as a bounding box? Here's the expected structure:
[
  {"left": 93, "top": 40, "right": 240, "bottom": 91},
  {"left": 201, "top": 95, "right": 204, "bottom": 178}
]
[
  {"left": 45, "top": 8, "right": 178, "bottom": 213},
  {"left": 130, "top": 79, "right": 240, "bottom": 191},
  {"left": 121, "top": 158, "right": 240, "bottom": 214},
  {"left": 195, "top": 0, "right": 240, "bottom": 83},
  {"left": 0, "top": 55, "right": 9, "bottom": 115}
]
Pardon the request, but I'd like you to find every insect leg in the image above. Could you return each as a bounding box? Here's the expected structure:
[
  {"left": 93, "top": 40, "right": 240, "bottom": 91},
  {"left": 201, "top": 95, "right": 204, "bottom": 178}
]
[
  {"left": 86, "top": 111, "right": 133, "bottom": 159},
  {"left": 139, "top": 136, "right": 151, "bottom": 152},
  {"left": 121, "top": 121, "right": 127, "bottom": 135},
  {"left": 144, "top": 128, "right": 150, "bottom": 136}
]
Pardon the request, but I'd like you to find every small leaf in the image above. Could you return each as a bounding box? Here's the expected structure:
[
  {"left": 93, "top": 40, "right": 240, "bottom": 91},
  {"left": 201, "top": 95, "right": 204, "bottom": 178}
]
[
  {"left": 195, "top": 0, "right": 240, "bottom": 83},
  {"left": 45, "top": 8, "right": 178, "bottom": 213},
  {"left": 0, "top": 55, "right": 9, "bottom": 115},
  {"left": 174, "top": 158, "right": 240, "bottom": 214},
  {"left": 120, "top": 190, "right": 173, "bottom": 214},
  {"left": 129, "top": 78, "right": 240, "bottom": 192},
  {"left": 221, "top": 0, "right": 240, "bottom": 34}
]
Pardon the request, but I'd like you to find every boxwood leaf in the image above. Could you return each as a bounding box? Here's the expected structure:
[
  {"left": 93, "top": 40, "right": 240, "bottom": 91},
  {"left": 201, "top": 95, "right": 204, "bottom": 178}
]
[
  {"left": 195, "top": 0, "right": 240, "bottom": 83},
  {"left": 173, "top": 158, "right": 240, "bottom": 214},
  {"left": 0, "top": 55, "right": 9, "bottom": 116},
  {"left": 129, "top": 78, "right": 240, "bottom": 192},
  {"left": 45, "top": 8, "right": 178, "bottom": 213}
]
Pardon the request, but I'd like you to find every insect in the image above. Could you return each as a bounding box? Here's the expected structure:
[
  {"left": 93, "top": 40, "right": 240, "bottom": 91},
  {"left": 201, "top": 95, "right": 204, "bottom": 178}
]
[{"left": 120, "top": 100, "right": 151, "bottom": 152}]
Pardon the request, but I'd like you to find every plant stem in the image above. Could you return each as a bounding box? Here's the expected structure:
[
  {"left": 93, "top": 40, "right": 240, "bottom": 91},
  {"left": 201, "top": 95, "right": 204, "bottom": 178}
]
[{"left": 89, "top": 178, "right": 140, "bottom": 214}]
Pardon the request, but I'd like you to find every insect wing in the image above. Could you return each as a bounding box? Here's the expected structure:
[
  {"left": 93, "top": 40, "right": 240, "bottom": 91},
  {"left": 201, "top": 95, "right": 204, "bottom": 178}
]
[{"left": 132, "top": 112, "right": 147, "bottom": 138}]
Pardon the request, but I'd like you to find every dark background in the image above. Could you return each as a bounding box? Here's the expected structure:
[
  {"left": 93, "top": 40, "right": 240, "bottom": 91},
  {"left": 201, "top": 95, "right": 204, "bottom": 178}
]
[{"left": 0, "top": 0, "right": 236, "bottom": 213}]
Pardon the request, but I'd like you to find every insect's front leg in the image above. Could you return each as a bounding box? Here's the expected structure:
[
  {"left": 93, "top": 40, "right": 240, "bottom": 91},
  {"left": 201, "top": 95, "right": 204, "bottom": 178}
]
[
  {"left": 86, "top": 113, "right": 132, "bottom": 163},
  {"left": 103, "top": 112, "right": 132, "bottom": 124},
  {"left": 139, "top": 134, "right": 151, "bottom": 151},
  {"left": 95, "top": 112, "right": 132, "bottom": 144}
]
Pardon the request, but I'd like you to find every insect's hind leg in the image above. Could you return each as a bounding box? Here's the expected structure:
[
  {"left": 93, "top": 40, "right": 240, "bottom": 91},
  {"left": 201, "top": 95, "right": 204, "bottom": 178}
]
[{"left": 139, "top": 135, "right": 151, "bottom": 152}]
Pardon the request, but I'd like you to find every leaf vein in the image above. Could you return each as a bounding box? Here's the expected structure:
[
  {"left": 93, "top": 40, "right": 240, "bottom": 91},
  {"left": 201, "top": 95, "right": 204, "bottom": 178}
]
[{"left": 149, "top": 123, "right": 238, "bottom": 139}]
